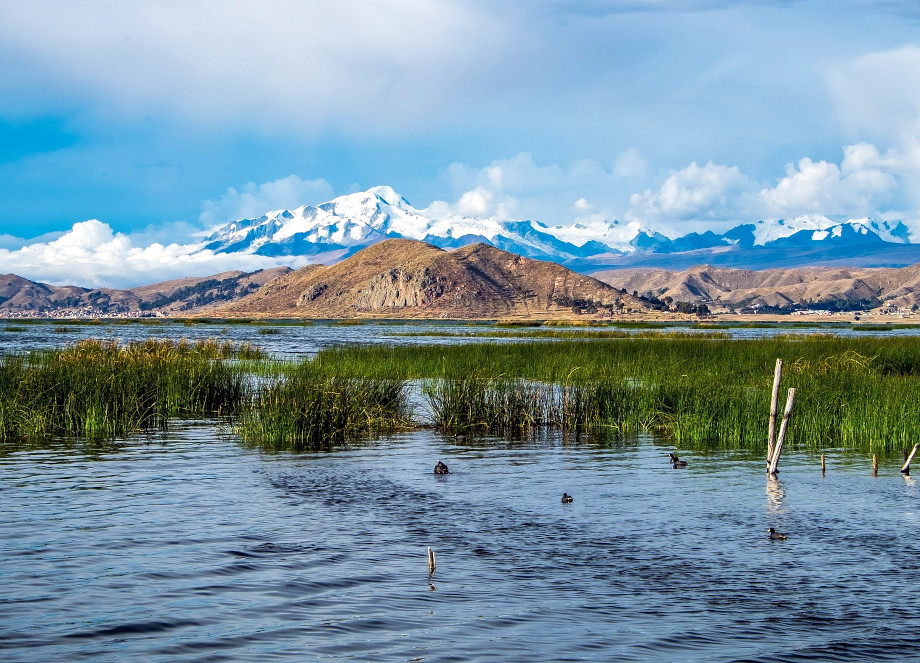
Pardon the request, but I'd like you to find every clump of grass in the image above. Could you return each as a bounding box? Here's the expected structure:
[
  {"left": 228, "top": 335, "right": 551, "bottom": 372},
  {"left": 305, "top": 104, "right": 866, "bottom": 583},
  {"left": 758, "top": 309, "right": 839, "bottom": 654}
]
[
  {"left": 237, "top": 364, "right": 411, "bottom": 451},
  {"left": 495, "top": 319, "right": 543, "bottom": 327},
  {"left": 0, "top": 339, "right": 249, "bottom": 441}
]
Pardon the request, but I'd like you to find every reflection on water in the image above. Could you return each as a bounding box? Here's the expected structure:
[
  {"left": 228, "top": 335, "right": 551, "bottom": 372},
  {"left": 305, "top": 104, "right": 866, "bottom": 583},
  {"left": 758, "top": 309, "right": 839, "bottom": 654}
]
[
  {"left": 765, "top": 475, "right": 786, "bottom": 516},
  {"left": 3, "top": 428, "right": 920, "bottom": 662}
]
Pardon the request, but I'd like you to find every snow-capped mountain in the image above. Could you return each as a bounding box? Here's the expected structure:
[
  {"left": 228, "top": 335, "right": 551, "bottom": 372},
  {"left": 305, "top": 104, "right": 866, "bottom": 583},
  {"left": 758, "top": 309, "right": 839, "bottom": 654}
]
[
  {"left": 203, "top": 186, "right": 920, "bottom": 270},
  {"left": 204, "top": 185, "right": 618, "bottom": 260}
]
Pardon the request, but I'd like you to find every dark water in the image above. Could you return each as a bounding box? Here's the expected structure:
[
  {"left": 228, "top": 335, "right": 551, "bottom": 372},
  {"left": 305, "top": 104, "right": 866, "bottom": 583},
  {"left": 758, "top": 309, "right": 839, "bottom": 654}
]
[{"left": 3, "top": 427, "right": 920, "bottom": 662}]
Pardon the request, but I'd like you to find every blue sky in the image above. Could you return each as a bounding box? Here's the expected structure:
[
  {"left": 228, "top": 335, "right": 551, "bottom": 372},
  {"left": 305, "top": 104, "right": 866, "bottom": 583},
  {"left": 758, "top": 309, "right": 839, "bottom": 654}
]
[{"left": 2, "top": 1, "right": 920, "bottom": 285}]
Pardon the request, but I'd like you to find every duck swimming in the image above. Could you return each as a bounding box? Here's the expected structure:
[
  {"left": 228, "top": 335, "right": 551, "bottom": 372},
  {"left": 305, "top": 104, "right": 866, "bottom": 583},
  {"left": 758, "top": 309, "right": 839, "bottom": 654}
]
[
  {"left": 561, "top": 492, "right": 574, "bottom": 503},
  {"left": 669, "top": 453, "right": 688, "bottom": 468},
  {"left": 767, "top": 527, "right": 787, "bottom": 540},
  {"left": 434, "top": 460, "right": 450, "bottom": 474}
]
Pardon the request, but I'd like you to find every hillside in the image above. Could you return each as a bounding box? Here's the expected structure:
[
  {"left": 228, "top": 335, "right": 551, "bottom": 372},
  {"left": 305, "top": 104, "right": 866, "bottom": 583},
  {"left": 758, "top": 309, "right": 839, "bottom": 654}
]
[
  {"left": 592, "top": 264, "right": 920, "bottom": 312},
  {"left": 0, "top": 268, "right": 291, "bottom": 317},
  {"left": 219, "top": 239, "right": 648, "bottom": 318}
]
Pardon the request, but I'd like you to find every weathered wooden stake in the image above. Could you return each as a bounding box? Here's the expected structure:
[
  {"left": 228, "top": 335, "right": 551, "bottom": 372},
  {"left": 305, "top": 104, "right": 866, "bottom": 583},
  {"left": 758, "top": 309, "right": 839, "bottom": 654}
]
[
  {"left": 768, "top": 387, "right": 795, "bottom": 475},
  {"left": 901, "top": 444, "right": 919, "bottom": 475},
  {"left": 873, "top": 453, "right": 879, "bottom": 476},
  {"left": 821, "top": 454, "right": 826, "bottom": 474},
  {"left": 427, "top": 546, "right": 436, "bottom": 574},
  {"left": 767, "top": 358, "right": 783, "bottom": 468}
]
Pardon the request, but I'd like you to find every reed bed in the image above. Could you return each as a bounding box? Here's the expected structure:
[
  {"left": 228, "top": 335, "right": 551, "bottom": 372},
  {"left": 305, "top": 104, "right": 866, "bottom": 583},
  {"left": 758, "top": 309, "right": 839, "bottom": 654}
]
[
  {"left": 302, "top": 335, "right": 920, "bottom": 453},
  {"left": 236, "top": 364, "right": 411, "bottom": 451},
  {"left": 0, "top": 339, "right": 248, "bottom": 441}
]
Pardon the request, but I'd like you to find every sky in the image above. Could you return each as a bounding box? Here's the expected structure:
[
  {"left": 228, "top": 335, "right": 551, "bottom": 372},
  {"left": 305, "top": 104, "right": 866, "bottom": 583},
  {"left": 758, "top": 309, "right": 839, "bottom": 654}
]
[{"left": 2, "top": 0, "right": 920, "bottom": 286}]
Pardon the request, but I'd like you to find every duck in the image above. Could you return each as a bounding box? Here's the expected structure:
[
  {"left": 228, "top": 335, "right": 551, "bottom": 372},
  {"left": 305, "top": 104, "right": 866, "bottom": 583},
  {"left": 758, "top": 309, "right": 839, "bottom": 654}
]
[
  {"left": 668, "top": 453, "right": 688, "bottom": 468},
  {"left": 433, "top": 460, "right": 450, "bottom": 475},
  {"left": 561, "top": 492, "right": 574, "bottom": 503},
  {"left": 767, "top": 527, "right": 787, "bottom": 540},
  {"left": 454, "top": 433, "right": 467, "bottom": 443}
]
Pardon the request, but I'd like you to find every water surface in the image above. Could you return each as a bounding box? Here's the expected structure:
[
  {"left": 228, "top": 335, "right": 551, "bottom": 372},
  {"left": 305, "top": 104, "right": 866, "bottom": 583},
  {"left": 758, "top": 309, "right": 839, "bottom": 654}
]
[{"left": 3, "top": 428, "right": 919, "bottom": 661}]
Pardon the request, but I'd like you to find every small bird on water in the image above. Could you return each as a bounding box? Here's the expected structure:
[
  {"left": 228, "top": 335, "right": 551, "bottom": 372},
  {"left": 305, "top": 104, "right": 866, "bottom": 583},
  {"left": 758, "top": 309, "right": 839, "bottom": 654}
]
[
  {"left": 767, "top": 527, "right": 787, "bottom": 540},
  {"left": 434, "top": 460, "right": 449, "bottom": 474},
  {"left": 668, "top": 453, "right": 688, "bottom": 468},
  {"left": 561, "top": 492, "right": 574, "bottom": 503}
]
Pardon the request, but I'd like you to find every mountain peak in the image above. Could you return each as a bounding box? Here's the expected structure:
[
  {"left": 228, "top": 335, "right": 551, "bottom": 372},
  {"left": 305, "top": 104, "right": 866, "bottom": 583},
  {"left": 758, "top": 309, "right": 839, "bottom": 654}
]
[{"left": 202, "top": 186, "right": 920, "bottom": 270}]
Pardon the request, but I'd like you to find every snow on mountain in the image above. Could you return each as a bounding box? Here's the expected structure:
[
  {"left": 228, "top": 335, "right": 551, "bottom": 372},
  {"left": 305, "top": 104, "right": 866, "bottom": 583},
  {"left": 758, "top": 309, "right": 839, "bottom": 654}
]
[
  {"left": 203, "top": 186, "right": 918, "bottom": 268},
  {"left": 750, "top": 215, "right": 911, "bottom": 246}
]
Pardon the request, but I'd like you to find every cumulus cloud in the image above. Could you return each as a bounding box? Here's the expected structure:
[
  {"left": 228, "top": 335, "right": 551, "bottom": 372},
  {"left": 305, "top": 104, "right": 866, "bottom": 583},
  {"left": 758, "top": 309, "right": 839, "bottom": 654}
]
[
  {"left": 626, "top": 161, "right": 750, "bottom": 227},
  {"left": 758, "top": 148, "right": 899, "bottom": 217},
  {"left": 0, "top": 220, "right": 305, "bottom": 289},
  {"left": 424, "top": 152, "right": 644, "bottom": 224},
  {"left": 199, "top": 175, "right": 334, "bottom": 229}
]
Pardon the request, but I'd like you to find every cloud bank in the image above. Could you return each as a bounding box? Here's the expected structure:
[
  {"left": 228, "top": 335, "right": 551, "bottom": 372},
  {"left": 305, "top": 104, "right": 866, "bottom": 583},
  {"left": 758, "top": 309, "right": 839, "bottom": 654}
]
[{"left": 0, "top": 220, "right": 307, "bottom": 289}]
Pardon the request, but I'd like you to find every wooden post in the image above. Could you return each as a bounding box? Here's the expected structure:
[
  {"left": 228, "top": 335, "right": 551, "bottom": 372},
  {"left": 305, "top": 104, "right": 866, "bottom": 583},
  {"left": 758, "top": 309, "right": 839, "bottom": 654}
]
[
  {"left": 873, "top": 454, "right": 879, "bottom": 476},
  {"left": 821, "top": 454, "right": 825, "bottom": 474},
  {"left": 427, "top": 546, "right": 436, "bottom": 574},
  {"left": 768, "top": 388, "right": 795, "bottom": 475},
  {"left": 901, "top": 444, "right": 919, "bottom": 475},
  {"left": 767, "top": 359, "right": 783, "bottom": 467}
]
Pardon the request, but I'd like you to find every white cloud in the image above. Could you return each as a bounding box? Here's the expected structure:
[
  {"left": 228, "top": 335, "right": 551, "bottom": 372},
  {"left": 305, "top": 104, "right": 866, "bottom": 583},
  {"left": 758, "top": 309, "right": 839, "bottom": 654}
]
[
  {"left": 0, "top": 1, "right": 504, "bottom": 134},
  {"left": 454, "top": 187, "right": 495, "bottom": 217},
  {"left": 199, "top": 175, "right": 334, "bottom": 229},
  {"left": 627, "top": 161, "right": 750, "bottom": 227},
  {"left": 758, "top": 144, "right": 902, "bottom": 217},
  {"left": 427, "top": 152, "right": 636, "bottom": 224},
  {"left": 0, "top": 219, "right": 304, "bottom": 289}
]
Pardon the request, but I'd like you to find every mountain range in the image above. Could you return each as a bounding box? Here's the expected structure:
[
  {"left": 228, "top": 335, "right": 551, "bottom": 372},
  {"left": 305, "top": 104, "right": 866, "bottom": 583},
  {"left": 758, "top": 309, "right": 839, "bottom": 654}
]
[
  {"left": 593, "top": 264, "right": 920, "bottom": 313},
  {"left": 201, "top": 186, "right": 920, "bottom": 270},
  {"left": 4, "top": 238, "right": 920, "bottom": 318}
]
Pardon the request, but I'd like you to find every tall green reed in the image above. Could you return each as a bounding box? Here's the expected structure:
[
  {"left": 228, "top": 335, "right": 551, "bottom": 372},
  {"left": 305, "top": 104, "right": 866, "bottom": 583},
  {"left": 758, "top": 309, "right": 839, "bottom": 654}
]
[{"left": 0, "top": 339, "right": 248, "bottom": 441}]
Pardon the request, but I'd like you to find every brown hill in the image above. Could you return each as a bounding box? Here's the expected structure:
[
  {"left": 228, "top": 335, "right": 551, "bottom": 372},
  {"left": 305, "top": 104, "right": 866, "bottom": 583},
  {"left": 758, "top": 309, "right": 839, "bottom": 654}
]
[
  {"left": 219, "top": 239, "right": 647, "bottom": 318},
  {"left": 592, "top": 264, "right": 920, "bottom": 311},
  {"left": 0, "top": 268, "right": 291, "bottom": 317}
]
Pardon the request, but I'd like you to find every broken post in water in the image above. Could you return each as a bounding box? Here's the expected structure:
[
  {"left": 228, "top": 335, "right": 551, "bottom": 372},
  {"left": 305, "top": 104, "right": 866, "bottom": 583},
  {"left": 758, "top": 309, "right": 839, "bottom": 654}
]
[
  {"left": 901, "top": 444, "right": 919, "bottom": 475},
  {"left": 427, "top": 546, "right": 436, "bottom": 574},
  {"left": 873, "top": 454, "right": 879, "bottom": 476},
  {"left": 767, "top": 359, "right": 783, "bottom": 468},
  {"left": 821, "top": 454, "right": 826, "bottom": 474},
  {"left": 768, "top": 387, "right": 796, "bottom": 476}
]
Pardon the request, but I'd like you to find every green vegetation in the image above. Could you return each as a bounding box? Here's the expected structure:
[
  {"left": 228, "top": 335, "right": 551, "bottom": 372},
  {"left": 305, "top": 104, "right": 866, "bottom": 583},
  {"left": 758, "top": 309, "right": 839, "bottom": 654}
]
[
  {"left": 301, "top": 335, "right": 920, "bottom": 453},
  {"left": 236, "top": 364, "right": 411, "bottom": 451},
  {"left": 0, "top": 339, "right": 249, "bottom": 441},
  {"left": 6, "top": 332, "right": 920, "bottom": 455}
]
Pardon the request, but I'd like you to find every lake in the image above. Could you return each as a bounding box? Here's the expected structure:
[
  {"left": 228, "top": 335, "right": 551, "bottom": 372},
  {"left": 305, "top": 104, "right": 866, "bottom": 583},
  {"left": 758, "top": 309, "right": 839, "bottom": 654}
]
[
  {"left": 3, "top": 427, "right": 920, "bottom": 662},
  {"left": 2, "top": 321, "right": 920, "bottom": 661}
]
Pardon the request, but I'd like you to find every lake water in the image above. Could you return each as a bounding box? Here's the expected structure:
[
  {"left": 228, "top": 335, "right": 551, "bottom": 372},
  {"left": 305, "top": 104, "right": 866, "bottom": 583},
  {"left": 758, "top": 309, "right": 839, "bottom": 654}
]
[
  {"left": 3, "top": 321, "right": 920, "bottom": 661},
  {"left": 3, "top": 318, "right": 919, "bottom": 359},
  {"left": 3, "top": 428, "right": 920, "bottom": 662}
]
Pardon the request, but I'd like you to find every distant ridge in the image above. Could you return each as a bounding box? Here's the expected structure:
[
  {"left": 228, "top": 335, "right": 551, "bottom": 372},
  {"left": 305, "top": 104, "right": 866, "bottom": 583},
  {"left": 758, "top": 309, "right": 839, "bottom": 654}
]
[
  {"left": 218, "top": 239, "right": 649, "bottom": 319},
  {"left": 593, "top": 263, "right": 920, "bottom": 312},
  {"left": 0, "top": 268, "right": 291, "bottom": 317}
]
